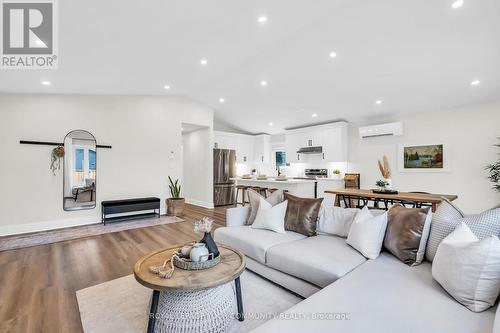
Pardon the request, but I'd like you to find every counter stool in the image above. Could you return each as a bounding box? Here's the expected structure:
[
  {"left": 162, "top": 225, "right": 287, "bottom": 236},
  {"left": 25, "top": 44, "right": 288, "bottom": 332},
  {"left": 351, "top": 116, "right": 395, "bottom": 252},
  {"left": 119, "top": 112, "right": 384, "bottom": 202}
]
[
  {"left": 235, "top": 185, "right": 248, "bottom": 206},
  {"left": 249, "top": 186, "right": 267, "bottom": 198},
  {"left": 267, "top": 188, "right": 278, "bottom": 196}
]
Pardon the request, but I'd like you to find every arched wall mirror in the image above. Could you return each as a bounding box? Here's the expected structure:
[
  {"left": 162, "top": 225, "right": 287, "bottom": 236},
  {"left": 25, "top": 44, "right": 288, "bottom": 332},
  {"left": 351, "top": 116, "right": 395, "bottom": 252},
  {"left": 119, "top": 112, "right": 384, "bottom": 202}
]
[{"left": 63, "top": 130, "right": 97, "bottom": 211}]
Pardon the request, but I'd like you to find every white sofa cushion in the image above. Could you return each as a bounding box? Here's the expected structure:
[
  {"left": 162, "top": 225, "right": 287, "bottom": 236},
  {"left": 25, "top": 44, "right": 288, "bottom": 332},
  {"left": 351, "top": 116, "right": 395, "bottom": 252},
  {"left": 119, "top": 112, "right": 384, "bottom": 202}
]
[
  {"left": 214, "top": 226, "right": 306, "bottom": 264},
  {"left": 432, "top": 222, "right": 500, "bottom": 312},
  {"left": 266, "top": 235, "right": 366, "bottom": 288},
  {"left": 253, "top": 253, "right": 497, "bottom": 333},
  {"left": 346, "top": 207, "right": 388, "bottom": 259},
  {"left": 251, "top": 197, "right": 288, "bottom": 234},
  {"left": 316, "top": 206, "right": 360, "bottom": 237}
]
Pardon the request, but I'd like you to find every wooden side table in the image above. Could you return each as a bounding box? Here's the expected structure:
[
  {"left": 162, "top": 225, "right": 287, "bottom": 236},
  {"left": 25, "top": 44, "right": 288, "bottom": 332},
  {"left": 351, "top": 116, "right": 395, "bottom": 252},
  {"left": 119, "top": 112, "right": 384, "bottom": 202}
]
[{"left": 134, "top": 244, "right": 246, "bottom": 333}]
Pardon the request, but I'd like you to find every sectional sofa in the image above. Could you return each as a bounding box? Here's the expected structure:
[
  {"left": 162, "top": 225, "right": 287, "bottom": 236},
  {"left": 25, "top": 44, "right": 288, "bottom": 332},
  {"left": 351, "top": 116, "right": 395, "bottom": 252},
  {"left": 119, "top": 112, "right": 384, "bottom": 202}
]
[{"left": 214, "top": 205, "right": 499, "bottom": 333}]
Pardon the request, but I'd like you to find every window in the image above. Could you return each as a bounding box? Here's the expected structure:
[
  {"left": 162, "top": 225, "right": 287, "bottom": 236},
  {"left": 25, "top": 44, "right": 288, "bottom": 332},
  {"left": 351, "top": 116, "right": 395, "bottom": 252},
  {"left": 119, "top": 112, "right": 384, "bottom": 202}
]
[
  {"left": 89, "top": 150, "right": 96, "bottom": 171},
  {"left": 275, "top": 151, "right": 287, "bottom": 167},
  {"left": 75, "top": 149, "right": 84, "bottom": 171}
]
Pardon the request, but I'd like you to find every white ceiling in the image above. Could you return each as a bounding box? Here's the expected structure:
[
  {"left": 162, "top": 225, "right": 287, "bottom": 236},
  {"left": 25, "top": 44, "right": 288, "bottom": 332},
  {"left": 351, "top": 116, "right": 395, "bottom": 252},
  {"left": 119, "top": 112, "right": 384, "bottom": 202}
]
[{"left": 1, "top": 0, "right": 500, "bottom": 134}]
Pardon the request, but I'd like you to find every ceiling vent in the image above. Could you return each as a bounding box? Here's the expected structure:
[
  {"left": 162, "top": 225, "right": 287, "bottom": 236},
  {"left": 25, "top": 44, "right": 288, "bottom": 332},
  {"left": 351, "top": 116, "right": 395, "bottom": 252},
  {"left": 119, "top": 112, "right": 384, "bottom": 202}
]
[{"left": 359, "top": 122, "right": 403, "bottom": 139}]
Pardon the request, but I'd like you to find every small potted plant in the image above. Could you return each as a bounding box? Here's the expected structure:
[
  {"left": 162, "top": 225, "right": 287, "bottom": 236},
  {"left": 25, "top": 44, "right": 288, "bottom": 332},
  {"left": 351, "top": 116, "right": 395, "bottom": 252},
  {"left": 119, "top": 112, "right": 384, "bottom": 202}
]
[
  {"left": 332, "top": 169, "right": 342, "bottom": 179},
  {"left": 375, "top": 179, "right": 389, "bottom": 192},
  {"left": 166, "top": 176, "right": 185, "bottom": 216}
]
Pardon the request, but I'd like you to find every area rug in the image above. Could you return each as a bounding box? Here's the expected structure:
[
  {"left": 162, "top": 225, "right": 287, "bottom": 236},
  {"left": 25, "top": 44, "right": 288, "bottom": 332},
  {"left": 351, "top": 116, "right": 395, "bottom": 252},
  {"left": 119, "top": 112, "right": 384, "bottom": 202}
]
[
  {"left": 0, "top": 215, "right": 183, "bottom": 251},
  {"left": 76, "top": 270, "right": 302, "bottom": 333}
]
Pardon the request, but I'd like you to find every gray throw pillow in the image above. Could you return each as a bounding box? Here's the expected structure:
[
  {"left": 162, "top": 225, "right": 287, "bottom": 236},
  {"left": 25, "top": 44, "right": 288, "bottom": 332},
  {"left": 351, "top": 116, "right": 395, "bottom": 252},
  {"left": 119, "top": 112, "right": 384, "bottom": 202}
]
[
  {"left": 427, "top": 200, "right": 500, "bottom": 262},
  {"left": 426, "top": 198, "right": 464, "bottom": 262},
  {"left": 246, "top": 189, "right": 283, "bottom": 225}
]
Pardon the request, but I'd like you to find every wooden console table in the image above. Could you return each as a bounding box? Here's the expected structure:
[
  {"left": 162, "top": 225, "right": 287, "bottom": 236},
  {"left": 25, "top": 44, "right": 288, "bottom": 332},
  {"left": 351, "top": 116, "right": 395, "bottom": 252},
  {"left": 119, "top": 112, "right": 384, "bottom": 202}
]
[{"left": 326, "top": 188, "right": 457, "bottom": 212}]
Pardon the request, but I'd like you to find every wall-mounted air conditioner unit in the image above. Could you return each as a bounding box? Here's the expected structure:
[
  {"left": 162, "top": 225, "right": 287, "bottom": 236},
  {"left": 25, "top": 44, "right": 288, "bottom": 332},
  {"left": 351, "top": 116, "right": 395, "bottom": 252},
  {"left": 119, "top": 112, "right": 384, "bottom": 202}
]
[{"left": 358, "top": 122, "right": 403, "bottom": 139}]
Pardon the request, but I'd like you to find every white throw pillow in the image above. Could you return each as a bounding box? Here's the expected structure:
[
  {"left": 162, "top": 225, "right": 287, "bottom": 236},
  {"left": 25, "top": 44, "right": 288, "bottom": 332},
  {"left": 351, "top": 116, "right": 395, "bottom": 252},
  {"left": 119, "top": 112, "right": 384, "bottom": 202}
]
[
  {"left": 432, "top": 222, "right": 500, "bottom": 312},
  {"left": 316, "top": 206, "right": 360, "bottom": 237},
  {"left": 346, "top": 207, "right": 388, "bottom": 260},
  {"left": 246, "top": 189, "right": 284, "bottom": 225},
  {"left": 251, "top": 197, "right": 288, "bottom": 234}
]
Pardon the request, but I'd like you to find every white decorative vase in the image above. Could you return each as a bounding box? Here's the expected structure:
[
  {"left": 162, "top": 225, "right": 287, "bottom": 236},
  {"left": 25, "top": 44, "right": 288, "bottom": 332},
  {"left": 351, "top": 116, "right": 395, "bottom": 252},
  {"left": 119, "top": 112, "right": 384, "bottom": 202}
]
[
  {"left": 189, "top": 243, "right": 209, "bottom": 262},
  {"left": 384, "top": 178, "right": 392, "bottom": 190},
  {"left": 332, "top": 174, "right": 342, "bottom": 180}
]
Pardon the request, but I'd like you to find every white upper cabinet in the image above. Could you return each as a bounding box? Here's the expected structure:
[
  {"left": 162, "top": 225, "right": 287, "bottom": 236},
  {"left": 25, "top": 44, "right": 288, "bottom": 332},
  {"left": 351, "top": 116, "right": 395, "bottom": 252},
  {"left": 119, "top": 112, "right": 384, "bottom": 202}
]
[
  {"left": 213, "top": 131, "right": 257, "bottom": 164},
  {"left": 253, "top": 134, "right": 271, "bottom": 164},
  {"left": 321, "top": 122, "right": 348, "bottom": 162},
  {"left": 285, "top": 121, "right": 348, "bottom": 163}
]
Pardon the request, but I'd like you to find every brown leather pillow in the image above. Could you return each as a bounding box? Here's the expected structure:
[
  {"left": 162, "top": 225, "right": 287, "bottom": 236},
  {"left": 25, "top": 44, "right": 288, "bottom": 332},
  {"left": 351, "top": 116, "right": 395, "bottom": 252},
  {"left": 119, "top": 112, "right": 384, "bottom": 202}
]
[
  {"left": 284, "top": 193, "right": 323, "bottom": 236},
  {"left": 384, "top": 204, "right": 432, "bottom": 266}
]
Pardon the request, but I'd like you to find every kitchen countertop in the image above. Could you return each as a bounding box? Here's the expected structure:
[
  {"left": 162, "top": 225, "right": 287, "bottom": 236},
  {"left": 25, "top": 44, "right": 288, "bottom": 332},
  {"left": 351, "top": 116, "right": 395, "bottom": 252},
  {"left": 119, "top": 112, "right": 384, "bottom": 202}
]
[
  {"left": 232, "top": 177, "right": 343, "bottom": 183},
  {"left": 231, "top": 177, "right": 317, "bottom": 184}
]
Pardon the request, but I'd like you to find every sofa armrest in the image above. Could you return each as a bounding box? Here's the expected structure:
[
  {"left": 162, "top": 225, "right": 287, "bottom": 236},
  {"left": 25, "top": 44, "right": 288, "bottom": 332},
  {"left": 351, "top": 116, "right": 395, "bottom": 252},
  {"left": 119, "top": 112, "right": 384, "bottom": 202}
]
[{"left": 226, "top": 206, "right": 250, "bottom": 227}]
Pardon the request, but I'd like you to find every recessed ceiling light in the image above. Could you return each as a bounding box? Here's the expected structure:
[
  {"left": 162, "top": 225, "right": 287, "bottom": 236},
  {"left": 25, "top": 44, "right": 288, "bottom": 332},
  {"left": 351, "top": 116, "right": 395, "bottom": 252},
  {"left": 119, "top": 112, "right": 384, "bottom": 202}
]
[
  {"left": 164, "top": 85, "right": 171, "bottom": 90},
  {"left": 329, "top": 51, "right": 337, "bottom": 58},
  {"left": 268, "top": 122, "right": 274, "bottom": 126},
  {"left": 470, "top": 80, "right": 480, "bottom": 86},
  {"left": 41, "top": 80, "right": 51, "bottom": 86},
  {"left": 451, "top": 0, "right": 464, "bottom": 9},
  {"left": 258, "top": 16, "right": 268, "bottom": 23},
  {"left": 200, "top": 59, "right": 208, "bottom": 65},
  {"left": 312, "top": 113, "right": 318, "bottom": 118},
  {"left": 181, "top": 127, "right": 184, "bottom": 131},
  {"left": 260, "top": 80, "right": 268, "bottom": 87},
  {"left": 219, "top": 98, "right": 225, "bottom": 103},
  {"left": 375, "top": 100, "right": 383, "bottom": 105}
]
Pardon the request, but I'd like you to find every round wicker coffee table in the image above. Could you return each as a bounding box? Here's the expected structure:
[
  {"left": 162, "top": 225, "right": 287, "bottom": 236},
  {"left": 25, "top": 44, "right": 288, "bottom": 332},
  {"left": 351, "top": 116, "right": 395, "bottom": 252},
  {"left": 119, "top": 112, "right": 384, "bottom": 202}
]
[{"left": 134, "top": 244, "right": 246, "bottom": 333}]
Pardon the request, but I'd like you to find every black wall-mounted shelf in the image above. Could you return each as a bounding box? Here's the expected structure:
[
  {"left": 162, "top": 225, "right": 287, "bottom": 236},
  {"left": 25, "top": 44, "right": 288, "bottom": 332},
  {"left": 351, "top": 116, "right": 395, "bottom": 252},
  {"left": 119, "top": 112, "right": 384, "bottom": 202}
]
[{"left": 20, "top": 140, "right": 112, "bottom": 149}]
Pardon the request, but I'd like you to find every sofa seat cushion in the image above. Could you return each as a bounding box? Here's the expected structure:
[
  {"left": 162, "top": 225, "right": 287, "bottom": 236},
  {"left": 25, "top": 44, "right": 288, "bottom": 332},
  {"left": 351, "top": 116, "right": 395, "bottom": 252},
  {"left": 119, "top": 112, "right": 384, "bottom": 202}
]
[
  {"left": 253, "top": 253, "right": 496, "bottom": 333},
  {"left": 214, "top": 226, "right": 306, "bottom": 264},
  {"left": 266, "top": 235, "right": 367, "bottom": 288}
]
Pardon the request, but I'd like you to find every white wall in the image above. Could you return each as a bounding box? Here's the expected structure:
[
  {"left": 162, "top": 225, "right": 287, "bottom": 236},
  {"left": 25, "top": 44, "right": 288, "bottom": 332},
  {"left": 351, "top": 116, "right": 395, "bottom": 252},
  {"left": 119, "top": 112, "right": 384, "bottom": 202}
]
[
  {"left": 348, "top": 101, "right": 500, "bottom": 213},
  {"left": 0, "top": 94, "right": 213, "bottom": 235},
  {"left": 182, "top": 128, "right": 214, "bottom": 208}
]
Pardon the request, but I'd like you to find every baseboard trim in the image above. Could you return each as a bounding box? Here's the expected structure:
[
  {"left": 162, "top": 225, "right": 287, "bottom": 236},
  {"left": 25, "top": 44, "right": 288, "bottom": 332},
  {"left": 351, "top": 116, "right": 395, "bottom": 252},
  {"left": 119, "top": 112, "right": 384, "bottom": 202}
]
[
  {"left": 185, "top": 198, "right": 214, "bottom": 209},
  {"left": 0, "top": 216, "right": 100, "bottom": 237},
  {"left": 0, "top": 207, "right": 168, "bottom": 237}
]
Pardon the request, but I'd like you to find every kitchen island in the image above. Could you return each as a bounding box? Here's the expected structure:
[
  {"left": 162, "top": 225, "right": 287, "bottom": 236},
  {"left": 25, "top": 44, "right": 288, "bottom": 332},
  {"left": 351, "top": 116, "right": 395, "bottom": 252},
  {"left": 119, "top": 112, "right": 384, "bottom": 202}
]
[{"left": 231, "top": 177, "right": 317, "bottom": 198}]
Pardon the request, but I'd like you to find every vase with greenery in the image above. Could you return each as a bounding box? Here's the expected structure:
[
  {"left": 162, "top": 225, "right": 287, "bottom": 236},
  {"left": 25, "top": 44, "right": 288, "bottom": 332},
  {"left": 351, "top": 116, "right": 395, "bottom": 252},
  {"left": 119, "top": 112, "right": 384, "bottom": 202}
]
[
  {"left": 377, "top": 155, "right": 392, "bottom": 189},
  {"left": 166, "top": 176, "right": 185, "bottom": 216},
  {"left": 486, "top": 138, "right": 500, "bottom": 193},
  {"left": 195, "top": 217, "right": 219, "bottom": 258}
]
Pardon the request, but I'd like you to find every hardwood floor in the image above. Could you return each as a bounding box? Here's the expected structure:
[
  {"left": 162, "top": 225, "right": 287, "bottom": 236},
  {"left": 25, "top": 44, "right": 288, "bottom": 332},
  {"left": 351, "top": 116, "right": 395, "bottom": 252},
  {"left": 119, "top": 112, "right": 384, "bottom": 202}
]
[{"left": 0, "top": 204, "right": 229, "bottom": 333}]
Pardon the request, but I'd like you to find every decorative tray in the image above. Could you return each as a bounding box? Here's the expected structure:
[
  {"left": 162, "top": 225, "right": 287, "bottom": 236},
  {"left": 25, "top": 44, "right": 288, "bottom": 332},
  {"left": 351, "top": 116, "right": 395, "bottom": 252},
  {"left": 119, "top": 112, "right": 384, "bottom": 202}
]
[
  {"left": 275, "top": 178, "right": 288, "bottom": 181},
  {"left": 372, "top": 189, "right": 399, "bottom": 195},
  {"left": 173, "top": 251, "right": 220, "bottom": 270}
]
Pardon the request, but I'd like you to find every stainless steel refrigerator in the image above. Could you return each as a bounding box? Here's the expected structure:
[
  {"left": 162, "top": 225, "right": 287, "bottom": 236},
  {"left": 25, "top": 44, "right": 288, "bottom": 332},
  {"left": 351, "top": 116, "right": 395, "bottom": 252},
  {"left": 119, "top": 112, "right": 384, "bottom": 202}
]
[{"left": 213, "top": 149, "right": 236, "bottom": 206}]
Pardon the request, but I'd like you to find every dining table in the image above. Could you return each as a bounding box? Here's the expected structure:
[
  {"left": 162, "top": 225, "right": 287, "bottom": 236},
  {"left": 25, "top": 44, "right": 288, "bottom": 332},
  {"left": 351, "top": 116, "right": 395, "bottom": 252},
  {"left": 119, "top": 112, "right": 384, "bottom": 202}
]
[{"left": 325, "top": 188, "right": 458, "bottom": 212}]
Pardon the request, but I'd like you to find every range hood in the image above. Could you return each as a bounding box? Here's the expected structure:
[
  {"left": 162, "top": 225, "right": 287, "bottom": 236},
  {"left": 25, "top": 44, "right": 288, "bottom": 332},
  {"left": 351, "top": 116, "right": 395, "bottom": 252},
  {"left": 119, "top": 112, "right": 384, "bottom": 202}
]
[{"left": 297, "top": 146, "right": 323, "bottom": 154}]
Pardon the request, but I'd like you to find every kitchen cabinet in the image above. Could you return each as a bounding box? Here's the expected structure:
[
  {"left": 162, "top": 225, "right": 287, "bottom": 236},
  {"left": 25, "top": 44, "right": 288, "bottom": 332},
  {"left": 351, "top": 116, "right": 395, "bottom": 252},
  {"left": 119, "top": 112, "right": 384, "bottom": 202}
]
[
  {"left": 236, "top": 136, "right": 254, "bottom": 163},
  {"left": 253, "top": 134, "right": 271, "bottom": 164},
  {"left": 321, "top": 124, "right": 348, "bottom": 162},
  {"left": 285, "top": 121, "right": 348, "bottom": 163},
  {"left": 214, "top": 131, "right": 261, "bottom": 164}
]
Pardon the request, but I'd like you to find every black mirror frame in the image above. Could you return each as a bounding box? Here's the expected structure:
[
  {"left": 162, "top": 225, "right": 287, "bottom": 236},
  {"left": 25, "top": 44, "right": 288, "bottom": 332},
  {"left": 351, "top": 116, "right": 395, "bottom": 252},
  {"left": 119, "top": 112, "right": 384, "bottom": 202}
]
[{"left": 63, "top": 130, "right": 97, "bottom": 211}]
